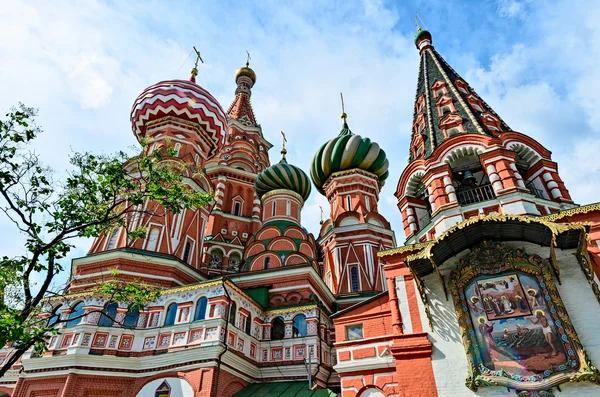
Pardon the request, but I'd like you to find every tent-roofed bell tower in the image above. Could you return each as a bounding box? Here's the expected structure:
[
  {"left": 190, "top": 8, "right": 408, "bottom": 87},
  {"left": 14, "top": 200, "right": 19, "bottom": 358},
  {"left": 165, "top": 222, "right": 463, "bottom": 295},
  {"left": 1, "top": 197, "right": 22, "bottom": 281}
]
[
  {"left": 396, "top": 27, "right": 577, "bottom": 244},
  {"left": 202, "top": 58, "right": 273, "bottom": 275}
]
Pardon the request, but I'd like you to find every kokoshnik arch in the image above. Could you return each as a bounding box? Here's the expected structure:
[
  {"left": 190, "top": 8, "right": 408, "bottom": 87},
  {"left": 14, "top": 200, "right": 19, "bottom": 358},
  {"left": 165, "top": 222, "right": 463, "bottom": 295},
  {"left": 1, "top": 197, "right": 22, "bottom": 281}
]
[{"left": 2, "top": 26, "right": 600, "bottom": 397}]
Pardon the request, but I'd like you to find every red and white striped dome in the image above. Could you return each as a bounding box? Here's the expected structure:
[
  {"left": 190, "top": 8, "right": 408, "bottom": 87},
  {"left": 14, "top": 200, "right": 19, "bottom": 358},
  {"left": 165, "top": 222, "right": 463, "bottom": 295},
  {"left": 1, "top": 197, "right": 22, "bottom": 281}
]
[{"left": 130, "top": 79, "right": 227, "bottom": 157}]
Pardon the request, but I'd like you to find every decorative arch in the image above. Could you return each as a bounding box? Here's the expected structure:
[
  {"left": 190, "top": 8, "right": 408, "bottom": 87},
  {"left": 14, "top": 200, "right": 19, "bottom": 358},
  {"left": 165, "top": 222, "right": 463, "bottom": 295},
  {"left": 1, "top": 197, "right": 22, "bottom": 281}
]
[
  {"left": 267, "top": 237, "right": 296, "bottom": 252},
  {"left": 256, "top": 227, "right": 281, "bottom": 241},
  {"left": 249, "top": 252, "right": 282, "bottom": 271},
  {"left": 269, "top": 294, "right": 286, "bottom": 306},
  {"left": 506, "top": 141, "right": 542, "bottom": 167},
  {"left": 404, "top": 169, "right": 426, "bottom": 197},
  {"left": 286, "top": 292, "right": 303, "bottom": 305},
  {"left": 365, "top": 212, "right": 390, "bottom": 228},
  {"left": 336, "top": 211, "right": 362, "bottom": 227},
  {"left": 441, "top": 144, "right": 485, "bottom": 166},
  {"left": 283, "top": 226, "right": 306, "bottom": 240},
  {"left": 135, "top": 377, "right": 194, "bottom": 397},
  {"left": 357, "top": 386, "right": 386, "bottom": 397},
  {"left": 245, "top": 242, "right": 266, "bottom": 258},
  {"left": 284, "top": 253, "right": 309, "bottom": 266}
]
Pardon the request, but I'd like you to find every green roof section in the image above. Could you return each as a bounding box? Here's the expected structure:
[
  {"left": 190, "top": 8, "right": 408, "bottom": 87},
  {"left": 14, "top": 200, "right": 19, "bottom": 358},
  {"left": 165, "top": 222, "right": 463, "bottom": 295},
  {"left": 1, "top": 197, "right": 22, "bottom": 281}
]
[
  {"left": 243, "top": 286, "right": 269, "bottom": 308},
  {"left": 233, "top": 382, "right": 337, "bottom": 397}
]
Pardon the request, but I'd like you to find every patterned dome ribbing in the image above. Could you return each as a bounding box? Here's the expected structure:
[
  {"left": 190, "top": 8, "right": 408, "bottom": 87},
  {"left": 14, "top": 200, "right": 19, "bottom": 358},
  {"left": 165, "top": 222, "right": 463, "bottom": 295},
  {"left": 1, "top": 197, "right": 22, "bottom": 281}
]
[
  {"left": 310, "top": 118, "right": 389, "bottom": 195},
  {"left": 255, "top": 154, "right": 311, "bottom": 202}
]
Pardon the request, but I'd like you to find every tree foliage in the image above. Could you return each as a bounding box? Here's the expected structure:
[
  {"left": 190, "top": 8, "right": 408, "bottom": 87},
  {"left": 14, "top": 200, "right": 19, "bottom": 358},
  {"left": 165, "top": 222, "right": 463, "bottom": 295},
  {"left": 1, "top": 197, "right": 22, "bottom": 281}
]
[{"left": 0, "top": 104, "right": 213, "bottom": 377}]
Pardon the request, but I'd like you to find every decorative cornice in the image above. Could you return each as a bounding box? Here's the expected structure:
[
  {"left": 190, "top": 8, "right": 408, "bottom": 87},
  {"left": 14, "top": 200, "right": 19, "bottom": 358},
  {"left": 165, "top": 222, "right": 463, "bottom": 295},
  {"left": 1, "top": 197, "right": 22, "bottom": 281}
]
[
  {"left": 541, "top": 202, "right": 600, "bottom": 222},
  {"left": 377, "top": 241, "right": 430, "bottom": 258},
  {"left": 261, "top": 188, "right": 304, "bottom": 204}
]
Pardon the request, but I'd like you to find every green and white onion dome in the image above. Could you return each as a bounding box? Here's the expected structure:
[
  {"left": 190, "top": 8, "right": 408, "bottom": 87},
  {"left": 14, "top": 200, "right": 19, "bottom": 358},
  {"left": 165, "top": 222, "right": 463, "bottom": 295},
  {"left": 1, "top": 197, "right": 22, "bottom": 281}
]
[
  {"left": 255, "top": 151, "right": 311, "bottom": 202},
  {"left": 310, "top": 116, "right": 389, "bottom": 195}
]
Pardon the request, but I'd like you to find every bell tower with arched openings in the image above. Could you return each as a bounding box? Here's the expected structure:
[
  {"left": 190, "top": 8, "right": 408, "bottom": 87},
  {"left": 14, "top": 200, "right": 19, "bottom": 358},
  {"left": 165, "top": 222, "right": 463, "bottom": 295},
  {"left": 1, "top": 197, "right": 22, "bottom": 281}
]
[{"left": 396, "top": 28, "right": 577, "bottom": 244}]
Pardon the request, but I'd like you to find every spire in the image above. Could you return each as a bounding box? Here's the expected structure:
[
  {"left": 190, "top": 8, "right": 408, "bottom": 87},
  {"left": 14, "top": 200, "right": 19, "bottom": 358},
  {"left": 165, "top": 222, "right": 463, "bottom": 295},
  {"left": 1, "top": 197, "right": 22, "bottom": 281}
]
[
  {"left": 227, "top": 54, "right": 258, "bottom": 126},
  {"left": 408, "top": 29, "right": 511, "bottom": 163},
  {"left": 190, "top": 46, "right": 203, "bottom": 83},
  {"left": 339, "top": 92, "right": 352, "bottom": 137}
]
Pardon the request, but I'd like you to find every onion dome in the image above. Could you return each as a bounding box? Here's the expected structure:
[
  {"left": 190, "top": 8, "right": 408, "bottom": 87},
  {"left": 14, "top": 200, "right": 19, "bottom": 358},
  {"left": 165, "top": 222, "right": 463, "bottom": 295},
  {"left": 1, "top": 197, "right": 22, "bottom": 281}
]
[
  {"left": 235, "top": 61, "right": 256, "bottom": 85},
  {"left": 255, "top": 149, "right": 311, "bottom": 202},
  {"left": 310, "top": 115, "right": 389, "bottom": 195},
  {"left": 414, "top": 29, "right": 432, "bottom": 47},
  {"left": 130, "top": 77, "right": 227, "bottom": 158}
]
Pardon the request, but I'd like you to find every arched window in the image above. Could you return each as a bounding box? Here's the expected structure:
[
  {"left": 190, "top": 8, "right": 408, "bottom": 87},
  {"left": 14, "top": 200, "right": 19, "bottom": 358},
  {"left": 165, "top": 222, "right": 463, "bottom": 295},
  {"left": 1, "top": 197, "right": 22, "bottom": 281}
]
[
  {"left": 359, "top": 387, "right": 385, "bottom": 397},
  {"left": 146, "top": 227, "right": 160, "bottom": 251},
  {"left": 351, "top": 267, "right": 359, "bottom": 292},
  {"left": 98, "top": 302, "right": 118, "bottom": 327},
  {"left": 107, "top": 228, "right": 119, "bottom": 249},
  {"left": 286, "top": 200, "right": 291, "bottom": 216},
  {"left": 183, "top": 241, "right": 192, "bottom": 263},
  {"left": 441, "top": 105, "right": 452, "bottom": 115},
  {"left": 47, "top": 307, "right": 61, "bottom": 327},
  {"left": 448, "top": 127, "right": 461, "bottom": 136},
  {"left": 264, "top": 257, "right": 270, "bottom": 270},
  {"left": 365, "top": 195, "right": 371, "bottom": 212},
  {"left": 293, "top": 314, "right": 307, "bottom": 337},
  {"left": 245, "top": 314, "right": 252, "bottom": 334},
  {"left": 346, "top": 195, "right": 352, "bottom": 210},
  {"left": 228, "top": 302, "right": 237, "bottom": 326},
  {"left": 233, "top": 201, "right": 241, "bottom": 216},
  {"left": 194, "top": 297, "right": 207, "bottom": 321},
  {"left": 164, "top": 303, "right": 178, "bottom": 326},
  {"left": 173, "top": 142, "right": 181, "bottom": 156},
  {"left": 66, "top": 302, "right": 85, "bottom": 327},
  {"left": 272, "top": 200, "right": 276, "bottom": 216},
  {"left": 123, "top": 305, "right": 140, "bottom": 329},
  {"left": 271, "top": 317, "right": 285, "bottom": 340}
]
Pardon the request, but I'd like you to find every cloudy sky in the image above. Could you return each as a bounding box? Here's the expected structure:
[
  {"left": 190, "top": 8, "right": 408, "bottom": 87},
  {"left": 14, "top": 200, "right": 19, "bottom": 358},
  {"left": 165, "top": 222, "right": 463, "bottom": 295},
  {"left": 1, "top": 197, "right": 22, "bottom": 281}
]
[{"left": 1, "top": 0, "right": 599, "bottom": 287}]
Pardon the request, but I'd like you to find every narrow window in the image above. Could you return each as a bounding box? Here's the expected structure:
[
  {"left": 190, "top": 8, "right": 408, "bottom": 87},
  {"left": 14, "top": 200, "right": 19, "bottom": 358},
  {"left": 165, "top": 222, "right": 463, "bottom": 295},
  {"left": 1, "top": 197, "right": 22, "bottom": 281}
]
[
  {"left": 245, "top": 314, "right": 252, "bottom": 334},
  {"left": 441, "top": 105, "right": 452, "bottom": 115},
  {"left": 98, "top": 302, "right": 118, "bottom": 327},
  {"left": 194, "top": 297, "right": 207, "bottom": 321},
  {"left": 107, "top": 228, "right": 119, "bottom": 249},
  {"left": 436, "top": 89, "right": 444, "bottom": 98},
  {"left": 365, "top": 195, "right": 371, "bottom": 212},
  {"left": 264, "top": 257, "right": 270, "bottom": 269},
  {"left": 66, "top": 302, "right": 85, "bottom": 327},
  {"left": 164, "top": 303, "right": 177, "bottom": 326},
  {"left": 472, "top": 103, "right": 483, "bottom": 112},
  {"left": 272, "top": 200, "right": 276, "bottom": 216},
  {"left": 146, "top": 227, "right": 160, "bottom": 251},
  {"left": 173, "top": 142, "right": 181, "bottom": 156},
  {"left": 448, "top": 128, "right": 460, "bottom": 136},
  {"left": 346, "top": 196, "right": 352, "bottom": 211},
  {"left": 351, "top": 267, "right": 359, "bottom": 292},
  {"left": 293, "top": 315, "right": 307, "bottom": 337},
  {"left": 123, "top": 305, "right": 140, "bottom": 329},
  {"left": 194, "top": 154, "right": 199, "bottom": 165},
  {"left": 286, "top": 200, "right": 291, "bottom": 216},
  {"left": 183, "top": 241, "right": 192, "bottom": 263},
  {"left": 228, "top": 302, "right": 237, "bottom": 326},
  {"left": 233, "top": 201, "right": 241, "bottom": 216},
  {"left": 47, "top": 307, "right": 61, "bottom": 327},
  {"left": 271, "top": 317, "right": 285, "bottom": 340}
]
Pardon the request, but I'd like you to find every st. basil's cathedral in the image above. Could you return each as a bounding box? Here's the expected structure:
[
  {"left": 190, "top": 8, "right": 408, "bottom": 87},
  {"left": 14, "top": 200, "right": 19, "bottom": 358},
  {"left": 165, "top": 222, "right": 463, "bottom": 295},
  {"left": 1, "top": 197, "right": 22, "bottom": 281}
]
[{"left": 2, "top": 27, "right": 600, "bottom": 397}]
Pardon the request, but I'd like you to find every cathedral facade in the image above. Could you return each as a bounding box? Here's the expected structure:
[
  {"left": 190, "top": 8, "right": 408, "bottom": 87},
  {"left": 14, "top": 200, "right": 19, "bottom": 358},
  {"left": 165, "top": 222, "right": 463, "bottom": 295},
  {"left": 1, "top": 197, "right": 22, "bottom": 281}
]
[{"left": 1, "top": 28, "right": 600, "bottom": 397}]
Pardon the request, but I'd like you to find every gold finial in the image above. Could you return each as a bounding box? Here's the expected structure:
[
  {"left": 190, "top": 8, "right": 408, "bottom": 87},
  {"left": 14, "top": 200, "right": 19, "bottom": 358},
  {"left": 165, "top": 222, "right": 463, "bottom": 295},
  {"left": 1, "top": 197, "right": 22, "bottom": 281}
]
[
  {"left": 340, "top": 92, "right": 347, "bottom": 121},
  {"left": 416, "top": 13, "right": 427, "bottom": 32},
  {"left": 191, "top": 46, "right": 204, "bottom": 77},
  {"left": 280, "top": 130, "right": 288, "bottom": 159},
  {"left": 319, "top": 206, "right": 324, "bottom": 225},
  {"left": 246, "top": 50, "right": 251, "bottom": 67}
]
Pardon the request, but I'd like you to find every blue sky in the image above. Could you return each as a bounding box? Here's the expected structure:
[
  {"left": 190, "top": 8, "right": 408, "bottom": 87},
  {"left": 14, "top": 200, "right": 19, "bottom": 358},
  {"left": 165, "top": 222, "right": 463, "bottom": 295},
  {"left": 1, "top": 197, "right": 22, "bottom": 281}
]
[{"left": 1, "top": 0, "right": 599, "bottom": 289}]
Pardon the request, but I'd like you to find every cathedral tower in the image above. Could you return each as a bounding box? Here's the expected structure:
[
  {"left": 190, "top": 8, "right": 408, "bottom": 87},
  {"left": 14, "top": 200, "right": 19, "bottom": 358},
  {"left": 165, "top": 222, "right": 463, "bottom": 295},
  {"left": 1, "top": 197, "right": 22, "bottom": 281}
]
[
  {"left": 396, "top": 28, "right": 577, "bottom": 244},
  {"left": 202, "top": 61, "right": 273, "bottom": 274},
  {"left": 311, "top": 112, "right": 396, "bottom": 305},
  {"left": 70, "top": 63, "right": 227, "bottom": 292}
]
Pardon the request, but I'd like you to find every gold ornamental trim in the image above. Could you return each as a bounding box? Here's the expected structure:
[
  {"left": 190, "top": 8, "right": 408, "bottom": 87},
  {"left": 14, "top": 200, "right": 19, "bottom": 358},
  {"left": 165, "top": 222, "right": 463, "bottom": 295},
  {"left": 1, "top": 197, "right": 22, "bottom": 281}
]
[
  {"left": 266, "top": 303, "right": 318, "bottom": 315},
  {"left": 377, "top": 241, "right": 430, "bottom": 258},
  {"left": 541, "top": 202, "right": 600, "bottom": 222},
  {"left": 261, "top": 188, "right": 304, "bottom": 204}
]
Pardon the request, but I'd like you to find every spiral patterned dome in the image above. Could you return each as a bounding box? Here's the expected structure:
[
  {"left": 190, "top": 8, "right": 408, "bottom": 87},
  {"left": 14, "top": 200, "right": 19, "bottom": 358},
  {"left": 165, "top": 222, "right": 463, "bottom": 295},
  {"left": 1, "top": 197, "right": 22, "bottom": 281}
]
[
  {"left": 255, "top": 154, "right": 311, "bottom": 202},
  {"left": 130, "top": 79, "right": 227, "bottom": 158},
  {"left": 310, "top": 118, "right": 389, "bottom": 195}
]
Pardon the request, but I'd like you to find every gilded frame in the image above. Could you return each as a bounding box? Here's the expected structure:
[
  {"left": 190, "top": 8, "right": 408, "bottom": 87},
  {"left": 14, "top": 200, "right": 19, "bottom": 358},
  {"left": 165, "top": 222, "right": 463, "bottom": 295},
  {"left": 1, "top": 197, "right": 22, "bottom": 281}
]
[{"left": 448, "top": 241, "right": 600, "bottom": 394}]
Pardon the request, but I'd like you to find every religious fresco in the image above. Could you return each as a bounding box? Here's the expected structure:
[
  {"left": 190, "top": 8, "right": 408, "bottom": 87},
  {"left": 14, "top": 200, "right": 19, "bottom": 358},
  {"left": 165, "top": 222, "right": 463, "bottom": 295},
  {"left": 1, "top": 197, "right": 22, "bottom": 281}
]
[{"left": 449, "top": 241, "right": 600, "bottom": 395}]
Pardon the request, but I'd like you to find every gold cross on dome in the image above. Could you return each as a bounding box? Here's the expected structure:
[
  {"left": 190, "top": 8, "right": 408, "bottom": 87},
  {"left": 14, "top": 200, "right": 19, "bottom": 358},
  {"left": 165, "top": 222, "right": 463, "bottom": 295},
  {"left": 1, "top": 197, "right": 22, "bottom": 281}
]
[
  {"left": 319, "top": 206, "right": 324, "bottom": 224},
  {"left": 193, "top": 46, "right": 204, "bottom": 69},
  {"left": 281, "top": 130, "right": 287, "bottom": 150},
  {"left": 340, "top": 92, "right": 347, "bottom": 121},
  {"left": 246, "top": 50, "right": 251, "bottom": 67}
]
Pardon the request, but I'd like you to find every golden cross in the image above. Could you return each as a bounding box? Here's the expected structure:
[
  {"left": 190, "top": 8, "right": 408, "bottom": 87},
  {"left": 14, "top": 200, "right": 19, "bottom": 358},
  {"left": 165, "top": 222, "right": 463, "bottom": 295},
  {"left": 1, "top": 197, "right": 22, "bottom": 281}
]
[
  {"left": 340, "top": 92, "right": 347, "bottom": 121},
  {"left": 281, "top": 130, "right": 287, "bottom": 150},
  {"left": 193, "top": 46, "right": 204, "bottom": 69},
  {"left": 246, "top": 50, "right": 251, "bottom": 67},
  {"left": 319, "top": 206, "right": 324, "bottom": 223}
]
